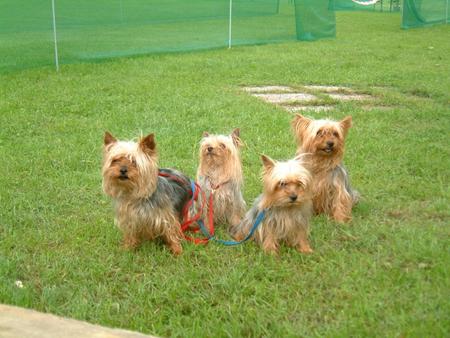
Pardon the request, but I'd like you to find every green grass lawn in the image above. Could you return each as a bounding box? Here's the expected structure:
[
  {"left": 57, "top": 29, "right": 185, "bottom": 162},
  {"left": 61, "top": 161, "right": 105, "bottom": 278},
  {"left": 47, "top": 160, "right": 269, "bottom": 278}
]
[{"left": 0, "top": 11, "right": 449, "bottom": 337}]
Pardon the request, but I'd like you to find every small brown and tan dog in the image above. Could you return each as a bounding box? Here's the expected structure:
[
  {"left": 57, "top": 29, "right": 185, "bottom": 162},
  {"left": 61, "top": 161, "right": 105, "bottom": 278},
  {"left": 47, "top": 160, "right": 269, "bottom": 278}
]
[
  {"left": 196, "top": 129, "right": 246, "bottom": 230},
  {"left": 291, "top": 114, "right": 359, "bottom": 223}
]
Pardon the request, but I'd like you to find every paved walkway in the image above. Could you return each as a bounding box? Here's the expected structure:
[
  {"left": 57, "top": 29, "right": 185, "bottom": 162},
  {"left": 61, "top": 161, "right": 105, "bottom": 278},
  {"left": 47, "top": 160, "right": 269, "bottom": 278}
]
[{"left": 0, "top": 304, "right": 157, "bottom": 338}]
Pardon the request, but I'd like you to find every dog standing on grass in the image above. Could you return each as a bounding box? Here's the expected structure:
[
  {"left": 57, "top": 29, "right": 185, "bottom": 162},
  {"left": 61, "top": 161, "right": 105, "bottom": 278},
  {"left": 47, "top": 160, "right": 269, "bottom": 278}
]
[
  {"left": 291, "top": 114, "right": 359, "bottom": 223},
  {"left": 196, "top": 128, "right": 246, "bottom": 230},
  {"left": 102, "top": 131, "right": 192, "bottom": 255},
  {"left": 230, "top": 155, "right": 314, "bottom": 254}
]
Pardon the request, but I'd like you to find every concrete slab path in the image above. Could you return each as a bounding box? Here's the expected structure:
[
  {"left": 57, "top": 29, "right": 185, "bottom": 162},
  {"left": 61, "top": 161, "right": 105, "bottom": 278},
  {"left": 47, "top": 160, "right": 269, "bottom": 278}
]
[{"left": 0, "top": 304, "right": 157, "bottom": 338}]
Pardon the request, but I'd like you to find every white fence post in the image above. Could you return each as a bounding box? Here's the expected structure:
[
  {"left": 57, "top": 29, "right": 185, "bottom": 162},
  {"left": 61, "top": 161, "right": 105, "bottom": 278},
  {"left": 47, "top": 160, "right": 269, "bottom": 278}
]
[
  {"left": 51, "top": 0, "right": 59, "bottom": 71},
  {"left": 228, "top": 0, "right": 233, "bottom": 49}
]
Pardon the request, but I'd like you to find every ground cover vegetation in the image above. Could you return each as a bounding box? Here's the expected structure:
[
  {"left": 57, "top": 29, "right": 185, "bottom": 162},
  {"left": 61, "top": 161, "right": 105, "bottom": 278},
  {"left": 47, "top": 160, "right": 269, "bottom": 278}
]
[{"left": 0, "top": 11, "right": 449, "bottom": 337}]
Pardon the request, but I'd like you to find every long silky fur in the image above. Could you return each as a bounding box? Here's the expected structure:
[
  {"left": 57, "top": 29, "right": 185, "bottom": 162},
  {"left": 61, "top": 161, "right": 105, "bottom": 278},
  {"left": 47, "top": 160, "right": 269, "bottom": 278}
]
[
  {"left": 229, "top": 155, "right": 314, "bottom": 253},
  {"left": 196, "top": 131, "right": 246, "bottom": 228},
  {"left": 197, "top": 176, "right": 246, "bottom": 226},
  {"left": 102, "top": 134, "right": 192, "bottom": 253},
  {"left": 232, "top": 195, "right": 313, "bottom": 247},
  {"left": 291, "top": 114, "right": 359, "bottom": 222},
  {"left": 312, "top": 165, "right": 360, "bottom": 216},
  {"left": 113, "top": 168, "right": 191, "bottom": 246}
]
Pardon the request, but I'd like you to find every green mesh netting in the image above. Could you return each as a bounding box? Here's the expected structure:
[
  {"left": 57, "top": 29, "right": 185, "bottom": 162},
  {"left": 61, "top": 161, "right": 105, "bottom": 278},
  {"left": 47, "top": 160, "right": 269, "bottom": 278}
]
[
  {"left": 0, "top": 0, "right": 337, "bottom": 72},
  {"left": 2, "top": 1, "right": 445, "bottom": 72},
  {"left": 0, "top": 0, "right": 55, "bottom": 72},
  {"left": 402, "top": 0, "right": 449, "bottom": 28},
  {"left": 294, "top": 0, "right": 336, "bottom": 41}
]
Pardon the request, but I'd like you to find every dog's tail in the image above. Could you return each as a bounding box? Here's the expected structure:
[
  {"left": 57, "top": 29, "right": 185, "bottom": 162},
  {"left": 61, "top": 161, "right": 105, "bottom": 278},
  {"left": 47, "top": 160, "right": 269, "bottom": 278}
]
[
  {"left": 335, "top": 165, "right": 360, "bottom": 206},
  {"left": 350, "top": 189, "right": 361, "bottom": 206}
]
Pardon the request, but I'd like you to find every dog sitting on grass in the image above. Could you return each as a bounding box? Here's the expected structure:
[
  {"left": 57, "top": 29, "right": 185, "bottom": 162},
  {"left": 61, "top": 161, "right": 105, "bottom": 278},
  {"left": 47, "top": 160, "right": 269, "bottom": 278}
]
[
  {"left": 291, "top": 114, "right": 359, "bottom": 223},
  {"left": 102, "top": 131, "right": 192, "bottom": 255},
  {"left": 196, "top": 128, "right": 246, "bottom": 230},
  {"left": 230, "top": 155, "right": 314, "bottom": 254}
]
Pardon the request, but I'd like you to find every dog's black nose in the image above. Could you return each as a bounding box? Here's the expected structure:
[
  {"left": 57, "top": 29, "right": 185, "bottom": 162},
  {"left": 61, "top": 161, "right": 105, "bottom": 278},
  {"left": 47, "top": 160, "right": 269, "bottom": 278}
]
[
  {"left": 326, "top": 141, "right": 334, "bottom": 147},
  {"left": 289, "top": 195, "right": 297, "bottom": 202},
  {"left": 120, "top": 166, "right": 128, "bottom": 175},
  {"left": 207, "top": 146, "right": 213, "bottom": 152}
]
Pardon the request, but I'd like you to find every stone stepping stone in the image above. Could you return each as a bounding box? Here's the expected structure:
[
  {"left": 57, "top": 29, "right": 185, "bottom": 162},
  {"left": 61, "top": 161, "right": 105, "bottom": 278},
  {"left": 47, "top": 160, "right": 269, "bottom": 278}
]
[
  {"left": 328, "top": 93, "right": 371, "bottom": 101},
  {"left": 303, "top": 85, "right": 352, "bottom": 92},
  {"left": 0, "top": 304, "right": 157, "bottom": 338},
  {"left": 243, "top": 86, "right": 293, "bottom": 93},
  {"left": 362, "top": 105, "right": 392, "bottom": 111},
  {"left": 253, "top": 93, "right": 317, "bottom": 104},
  {"left": 284, "top": 105, "right": 334, "bottom": 112}
]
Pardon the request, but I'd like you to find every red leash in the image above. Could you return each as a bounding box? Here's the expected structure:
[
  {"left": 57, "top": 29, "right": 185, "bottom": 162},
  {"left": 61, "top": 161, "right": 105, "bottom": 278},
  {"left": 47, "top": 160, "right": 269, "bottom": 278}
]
[{"left": 158, "top": 171, "right": 213, "bottom": 244}]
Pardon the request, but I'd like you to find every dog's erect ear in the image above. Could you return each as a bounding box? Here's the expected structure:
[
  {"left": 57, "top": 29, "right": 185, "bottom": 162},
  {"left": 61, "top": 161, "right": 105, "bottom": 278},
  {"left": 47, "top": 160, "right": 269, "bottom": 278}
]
[
  {"left": 291, "top": 114, "right": 312, "bottom": 141},
  {"left": 140, "top": 133, "right": 156, "bottom": 154},
  {"left": 340, "top": 116, "right": 352, "bottom": 136},
  {"left": 231, "top": 128, "right": 243, "bottom": 147},
  {"left": 261, "top": 154, "right": 276, "bottom": 171},
  {"left": 294, "top": 152, "right": 312, "bottom": 164},
  {"left": 104, "top": 131, "right": 117, "bottom": 146},
  {"left": 202, "top": 131, "right": 210, "bottom": 138}
]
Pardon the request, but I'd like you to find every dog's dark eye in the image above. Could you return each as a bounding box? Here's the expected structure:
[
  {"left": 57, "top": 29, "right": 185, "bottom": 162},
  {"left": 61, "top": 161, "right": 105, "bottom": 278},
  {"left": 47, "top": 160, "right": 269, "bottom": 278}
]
[
  {"left": 111, "top": 159, "right": 120, "bottom": 164},
  {"left": 333, "top": 131, "right": 339, "bottom": 137},
  {"left": 279, "top": 182, "right": 286, "bottom": 188},
  {"left": 316, "top": 130, "right": 322, "bottom": 136}
]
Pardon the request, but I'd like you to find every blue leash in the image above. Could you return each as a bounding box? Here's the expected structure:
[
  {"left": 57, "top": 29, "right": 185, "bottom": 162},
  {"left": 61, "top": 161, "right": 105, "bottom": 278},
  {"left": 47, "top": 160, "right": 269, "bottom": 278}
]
[
  {"left": 197, "top": 210, "right": 266, "bottom": 246},
  {"left": 189, "top": 180, "right": 266, "bottom": 246}
]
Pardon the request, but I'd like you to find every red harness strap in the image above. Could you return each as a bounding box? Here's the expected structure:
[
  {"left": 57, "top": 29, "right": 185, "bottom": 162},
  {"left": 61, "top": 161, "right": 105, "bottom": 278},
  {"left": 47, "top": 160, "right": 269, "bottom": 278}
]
[
  {"left": 158, "top": 171, "right": 212, "bottom": 244},
  {"left": 202, "top": 179, "right": 229, "bottom": 238}
]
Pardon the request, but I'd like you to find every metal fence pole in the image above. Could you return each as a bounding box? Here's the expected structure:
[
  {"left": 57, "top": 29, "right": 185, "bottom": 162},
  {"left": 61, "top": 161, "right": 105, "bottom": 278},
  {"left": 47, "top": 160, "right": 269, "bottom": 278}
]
[
  {"left": 51, "top": 0, "right": 59, "bottom": 71},
  {"left": 228, "top": 0, "right": 233, "bottom": 49},
  {"left": 446, "top": 0, "right": 449, "bottom": 23}
]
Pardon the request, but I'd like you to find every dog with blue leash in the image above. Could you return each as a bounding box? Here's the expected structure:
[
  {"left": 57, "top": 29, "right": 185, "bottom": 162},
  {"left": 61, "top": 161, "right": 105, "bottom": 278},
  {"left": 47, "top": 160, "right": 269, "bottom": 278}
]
[{"left": 229, "top": 154, "right": 314, "bottom": 254}]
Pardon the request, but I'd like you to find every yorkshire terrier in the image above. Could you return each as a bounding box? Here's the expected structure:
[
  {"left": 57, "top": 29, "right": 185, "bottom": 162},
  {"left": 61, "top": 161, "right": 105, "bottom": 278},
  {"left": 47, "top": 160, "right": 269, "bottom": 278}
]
[
  {"left": 101, "top": 131, "right": 192, "bottom": 255},
  {"left": 291, "top": 114, "right": 359, "bottom": 223},
  {"left": 230, "top": 155, "right": 313, "bottom": 254},
  {"left": 196, "top": 128, "right": 246, "bottom": 229}
]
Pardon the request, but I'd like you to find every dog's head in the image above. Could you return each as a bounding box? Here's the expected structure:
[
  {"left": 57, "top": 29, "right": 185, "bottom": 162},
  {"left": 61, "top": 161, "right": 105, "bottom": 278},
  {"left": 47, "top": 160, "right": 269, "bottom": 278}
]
[
  {"left": 102, "top": 132, "right": 158, "bottom": 199},
  {"left": 199, "top": 128, "right": 243, "bottom": 169},
  {"left": 260, "top": 154, "right": 312, "bottom": 209},
  {"left": 291, "top": 114, "right": 352, "bottom": 160}
]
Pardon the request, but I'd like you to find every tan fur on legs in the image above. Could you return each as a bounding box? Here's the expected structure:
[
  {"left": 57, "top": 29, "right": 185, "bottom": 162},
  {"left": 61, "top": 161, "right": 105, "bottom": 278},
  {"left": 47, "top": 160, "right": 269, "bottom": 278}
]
[
  {"left": 162, "top": 225, "right": 183, "bottom": 255},
  {"left": 295, "top": 228, "right": 313, "bottom": 254},
  {"left": 331, "top": 189, "right": 353, "bottom": 223},
  {"left": 232, "top": 232, "right": 245, "bottom": 242},
  {"left": 123, "top": 231, "right": 140, "bottom": 250},
  {"left": 262, "top": 231, "right": 279, "bottom": 255},
  {"left": 230, "top": 212, "right": 242, "bottom": 229}
]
